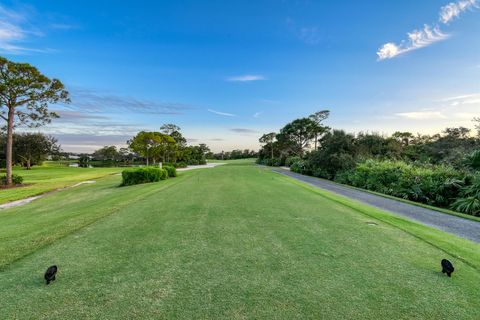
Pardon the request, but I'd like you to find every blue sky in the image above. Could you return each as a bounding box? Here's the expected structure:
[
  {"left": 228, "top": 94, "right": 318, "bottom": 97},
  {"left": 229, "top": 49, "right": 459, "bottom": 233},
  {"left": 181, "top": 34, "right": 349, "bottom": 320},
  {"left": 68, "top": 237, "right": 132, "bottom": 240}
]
[{"left": 1, "top": 0, "right": 479, "bottom": 152}]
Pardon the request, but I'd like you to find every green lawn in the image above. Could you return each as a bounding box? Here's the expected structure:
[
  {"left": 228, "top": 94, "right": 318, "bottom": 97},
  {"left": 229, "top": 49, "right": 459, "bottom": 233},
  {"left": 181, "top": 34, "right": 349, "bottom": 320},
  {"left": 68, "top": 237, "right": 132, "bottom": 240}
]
[
  {"left": 0, "top": 162, "right": 479, "bottom": 319},
  {"left": 0, "top": 164, "right": 123, "bottom": 204}
]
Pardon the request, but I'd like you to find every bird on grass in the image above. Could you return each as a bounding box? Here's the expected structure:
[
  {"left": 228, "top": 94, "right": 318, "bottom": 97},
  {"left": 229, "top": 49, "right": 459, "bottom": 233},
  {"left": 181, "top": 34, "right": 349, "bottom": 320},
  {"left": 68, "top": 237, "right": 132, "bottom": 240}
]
[
  {"left": 441, "top": 259, "right": 454, "bottom": 277},
  {"left": 44, "top": 265, "right": 58, "bottom": 285}
]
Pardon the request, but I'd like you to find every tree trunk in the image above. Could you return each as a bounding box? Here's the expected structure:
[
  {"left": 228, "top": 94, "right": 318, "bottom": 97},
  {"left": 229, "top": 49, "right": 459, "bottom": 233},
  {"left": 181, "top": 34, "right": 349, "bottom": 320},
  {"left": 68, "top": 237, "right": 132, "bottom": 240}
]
[
  {"left": 26, "top": 159, "right": 31, "bottom": 170},
  {"left": 314, "top": 133, "right": 318, "bottom": 150},
  {"left": 5, "top": 107, "right": 14, "bottom": 185},
  {"left": 271, "top": 143, "right": 274, "bottom": 159}
]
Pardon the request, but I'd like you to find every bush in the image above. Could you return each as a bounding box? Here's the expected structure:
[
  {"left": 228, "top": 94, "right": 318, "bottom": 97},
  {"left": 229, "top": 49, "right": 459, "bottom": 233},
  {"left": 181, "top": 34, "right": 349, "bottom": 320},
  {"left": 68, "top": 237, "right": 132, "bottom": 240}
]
[
  {"left": 290, "top": 159, "right": 309, "bottom": 174},
  {"left": 121, "top": 167, "right": 168, "bottom": 186},
  {"left": 285, "top": 156, "right": 302, "bottom": 167},
  {"left": 188, "top": 159, "right": 199, "bottom": 165},
  {"left": 265, "top": 157, "right": 283, "bottom": 166},
  {"left": 163, "top": 165, "right": 177, "bottom": 177},
  {"left": 335, "top": 159, "right": 465, "bottom": 208},
  {"left": 0, "top": 174, "right": 24, "bottom": 185},
  {"left": 175, "top": 162, "right": 187, "bottom": 168},
  {"left": 451, "top": 175, "right": 480, "bottom": 216},
  {"left": 463, "top": 149, "right": 480, "bottom": 171}
]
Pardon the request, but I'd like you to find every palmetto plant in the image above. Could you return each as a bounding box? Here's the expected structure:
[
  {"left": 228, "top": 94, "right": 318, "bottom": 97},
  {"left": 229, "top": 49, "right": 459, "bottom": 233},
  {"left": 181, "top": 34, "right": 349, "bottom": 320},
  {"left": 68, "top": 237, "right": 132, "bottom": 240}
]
[
  {"left": 463, "top": 149, "right": 480, "bottom": 171},
  {"left": 451, "top": 175, "right": 480, "bottom": 216}
]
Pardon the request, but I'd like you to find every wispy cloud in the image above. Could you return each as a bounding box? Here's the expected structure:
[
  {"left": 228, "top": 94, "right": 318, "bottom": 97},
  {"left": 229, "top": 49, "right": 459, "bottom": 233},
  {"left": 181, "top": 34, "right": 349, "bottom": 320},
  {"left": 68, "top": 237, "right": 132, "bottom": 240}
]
[
  {"left": 442, "top": 93, "right": 480, "bottom": 106},
  {"left": 377, "top": 0, "right": 478, "bottom": 60},
  {"left": 226, "top": 75, "right": 266, "bottom": 82},
  {"left": 207, "top": 108, "right": 237, "bottom": 117},
  {"left": 0, "top": 4, "right": 76, "bottom": 54},
  {"left": 36, "top": 88, "right": 193, "bottom": 150},
  {"left": 395, "top": 111, "right": 447, "bottom": 119},
  {"left": 0, "top": 5, "right": 43, "bottom": 54},
  {"left": 64, "top": 88, "right": 191, "bottom": 115},
  {"left": 377, "top": 26, "right": 448, "bottom": 60},
  {"left": 230, "top": 128, "right": 258, "bottom": 134},
  {"left": 440, "top": 0, "right": 478, "bottom": 23},
  {"left": 253, "top": 111, "right": 263, "bottom": 118},
  {"left": 43, "top": 133, "right": 132, "bottom": 153}
]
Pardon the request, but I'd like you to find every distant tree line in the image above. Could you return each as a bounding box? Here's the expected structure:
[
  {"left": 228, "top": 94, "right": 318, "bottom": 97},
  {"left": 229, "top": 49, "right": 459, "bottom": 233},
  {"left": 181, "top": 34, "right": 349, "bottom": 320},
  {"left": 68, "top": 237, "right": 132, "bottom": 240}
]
[
  {"left": 87, "top": 124, "right": 211, "bottom": 168},
  {"left": 258, "top": 113, "right": 480, "bottom": 216},
  {"left": 208, "top": 149, "right": 257, "bottom": 160},
  {"left": 0, "top": 132, "right": 61, "bottom": 169}
]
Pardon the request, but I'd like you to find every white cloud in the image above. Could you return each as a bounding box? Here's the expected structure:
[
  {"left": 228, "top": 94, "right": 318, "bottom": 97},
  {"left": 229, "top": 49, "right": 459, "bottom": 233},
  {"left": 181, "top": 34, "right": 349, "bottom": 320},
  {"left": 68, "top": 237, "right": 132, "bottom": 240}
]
[
  {"left": 226, "top": 75, "right": 266, "bottom": 82},
  {"left": 440, "top": 0, "right": 478, "bottom": 24},
  {"left": 442, "top": 93, "right": 480, "bottom": 106},
  {"left": 377, "top": 0, "right": 478, "bottom": 60},
  {"left": 207, "top": 109, "right": 237, "bottom": 117},
  {"left": 253, "top": 111, "right": 263, "bottom": 118},
  {"left": 395, "top": 111, "right": 447, "bottom": 119},
  {"left": 377, "top": 25, "right": 448, "bottom": 60},
  {"left": 0, "top": 5, "right": 42, "bottom": 54}
]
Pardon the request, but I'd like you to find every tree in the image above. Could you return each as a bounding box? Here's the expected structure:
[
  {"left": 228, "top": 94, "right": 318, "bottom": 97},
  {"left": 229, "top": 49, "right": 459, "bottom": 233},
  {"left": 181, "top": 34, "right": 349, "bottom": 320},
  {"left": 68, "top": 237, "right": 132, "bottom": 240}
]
[
  {"left": 128, "top": 131, "right": 161, "bottom": 166},
  {"left": 92, "top": 146, "right": 119, "bottom": 161},
  {"left": 128, "top": 131, "right": 177, "bottom": 165},
  {"left": 309, "top": 110, "right": 330, "bottom": 150},
  {"left": 259, "top": 132, "right": 276, "bottom": 159},
  {"left": 155, "top": 134, "right": 176, "bottom": 163},
  {"left": 0, "top": 57, "right": 69, "bottom": 185},
  {"left": 392, "top": 131, "right": 414, "bottom": 147},
  {"left": 279, "top": 118, "right": 316, "bottom": 155},
  {"left": 160, "top": 123, "right": 187, "bottom": 147},
  {"left": 443, "top": 127, "right": 471, "bottom": 140},
  {"left": 474, "top": 117, "right": 480, "bottom": 137},
  {"left": 307, "top": 129, "right": 357, "bottom": 179},
  {"left": 0, "top": 132, "right": 60, "bottom": 169}
]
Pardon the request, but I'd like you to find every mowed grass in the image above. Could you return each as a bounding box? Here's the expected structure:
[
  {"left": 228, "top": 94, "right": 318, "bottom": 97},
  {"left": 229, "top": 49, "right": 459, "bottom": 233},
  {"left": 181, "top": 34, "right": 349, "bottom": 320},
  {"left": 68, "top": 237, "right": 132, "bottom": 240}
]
[
  {"left": 0, "top": 164, "right": 123, "bottom": 204},
  {"left": 0, "top": 162, "right": 479, "bottom": 319}
]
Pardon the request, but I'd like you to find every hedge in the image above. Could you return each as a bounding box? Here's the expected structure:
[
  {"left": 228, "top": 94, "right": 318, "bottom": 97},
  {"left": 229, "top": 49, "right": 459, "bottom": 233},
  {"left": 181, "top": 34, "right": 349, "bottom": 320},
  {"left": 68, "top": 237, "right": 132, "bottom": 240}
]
[
  {"left": 121, "top": 167, "right": 168, "bottom": 186},
  {"left": 163, "top": 165, "right": 177, "bottom": 177}
]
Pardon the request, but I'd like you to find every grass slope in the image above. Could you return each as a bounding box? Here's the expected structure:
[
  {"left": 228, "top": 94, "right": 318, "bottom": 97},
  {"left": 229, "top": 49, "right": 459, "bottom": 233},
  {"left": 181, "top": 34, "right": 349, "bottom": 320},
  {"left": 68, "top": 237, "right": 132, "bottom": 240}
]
[
  {"left": 0, "top": 165, "right": 123, "bottom": 204},
  {"left": 0, "top": 163, "right": 479, "bottom": 319}
]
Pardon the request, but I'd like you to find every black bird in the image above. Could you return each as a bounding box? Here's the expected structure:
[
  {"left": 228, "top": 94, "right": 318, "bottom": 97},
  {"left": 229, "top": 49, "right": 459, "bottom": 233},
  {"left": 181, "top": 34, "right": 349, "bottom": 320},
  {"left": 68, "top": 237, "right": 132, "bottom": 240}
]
[
  {"left": 44, "top": 265, "right": 58, "bottom": 285},
  {"left": 441, "top": 259, "right": 454, "bottom": 277}
]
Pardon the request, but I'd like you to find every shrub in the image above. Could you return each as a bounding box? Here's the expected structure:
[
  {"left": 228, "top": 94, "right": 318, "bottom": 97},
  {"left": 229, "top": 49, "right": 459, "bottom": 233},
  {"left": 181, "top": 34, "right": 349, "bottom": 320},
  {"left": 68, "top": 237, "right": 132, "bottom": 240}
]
[
  {"left": 0, "top": 174, "right": 24, "bottom": 185},
  {"left": 335, "top": 159, "right": 465, "bottom": 208},
  {"left": 290, "top": 159, "right": 310, "bottom": 174},
  {"left": 163, "top": 165, "right": 177, "bottom": 177},
  {"left": 121, "top": 167, "right": 168, "bottom": 186},
  {"left": 285, "top": 156, "right": 302, "bottom": 167},
  {"left": 451, "top": 175, "right": 480, "bottom": 216},
  {"left": 305, "top": 148, "right": 356, "bottom": 179},
  {"left": 175, "top": 162, "right": 187, "bottom": 168},
  {"left": 463, "top": 149, "right": 480, "bottom": 171},
  {"left": 188, "top": 159, "right": 199, "bottom": 165},
  {"left": 160, "top": 168, "right": 169, "bottom": 180}
]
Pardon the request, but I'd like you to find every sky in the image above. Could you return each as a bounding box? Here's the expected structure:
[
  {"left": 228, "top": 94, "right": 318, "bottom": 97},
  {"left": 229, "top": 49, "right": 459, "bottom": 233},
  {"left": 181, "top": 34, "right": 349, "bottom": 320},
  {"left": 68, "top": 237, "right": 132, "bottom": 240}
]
[{"left": 0, "top": 0, "right": 479, "bottom": 153}]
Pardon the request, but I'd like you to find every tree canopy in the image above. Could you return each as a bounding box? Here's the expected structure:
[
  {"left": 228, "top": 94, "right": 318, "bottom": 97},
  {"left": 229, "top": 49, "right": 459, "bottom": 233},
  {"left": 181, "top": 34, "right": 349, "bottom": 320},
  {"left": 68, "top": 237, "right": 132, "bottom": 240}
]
[{"left": 0, "top": 57, "right": 69, "bottom": 184}]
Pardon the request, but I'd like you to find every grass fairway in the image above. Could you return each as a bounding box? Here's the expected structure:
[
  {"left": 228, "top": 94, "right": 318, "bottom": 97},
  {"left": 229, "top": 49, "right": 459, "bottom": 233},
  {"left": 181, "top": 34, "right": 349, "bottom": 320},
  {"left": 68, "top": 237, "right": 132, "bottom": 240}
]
[
  {"left": 0, "top": 162, "right": 479, "bottom": 319},
  {"left": 0, "top": 164, "right": 123, "bottom": 204}
]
